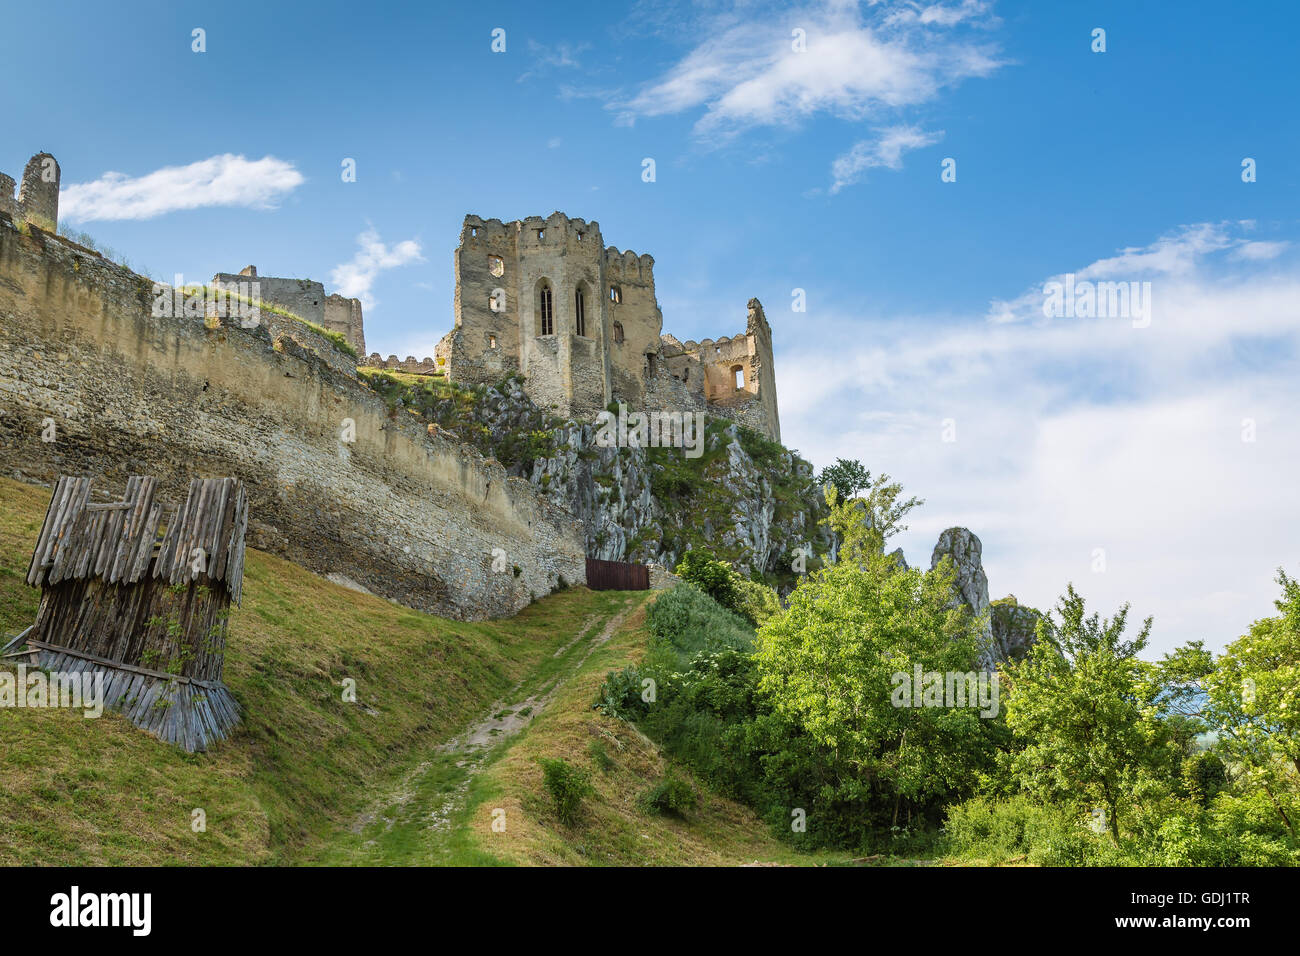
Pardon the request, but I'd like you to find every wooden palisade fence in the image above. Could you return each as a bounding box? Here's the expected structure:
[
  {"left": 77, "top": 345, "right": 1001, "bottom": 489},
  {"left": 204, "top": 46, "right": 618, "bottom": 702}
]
[{"left": 22, "top": 475, "right": 248, "bottom": 752}]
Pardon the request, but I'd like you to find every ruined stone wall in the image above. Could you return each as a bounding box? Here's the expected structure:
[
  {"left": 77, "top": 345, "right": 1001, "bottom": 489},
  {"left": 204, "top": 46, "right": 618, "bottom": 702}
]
[
  {"left": 662, "top": 299, "right": 781, "bottom": 443},
  {"left": 213, "top": 271, "right": 328, "bottom": 328},
  {"left": 448, "top": 216, "right": 524, "bottom": 387},
  {"left": 323, "top": 293, "right": 365, "bottom": 355},
  {"left": 1, "top": 154, "right": 60, "bottom": 233},
  {"left": 604, "top": 246, "right": 659, "bottom": 410},
  {"left": 0, "top": 216, "right": 587, "bottom": 620},
  {"left": 364, "top": 354, "right": 440, "bottom": 376},
  {"left": 445, "top": 211, "right": 780, "bottom": 441}
]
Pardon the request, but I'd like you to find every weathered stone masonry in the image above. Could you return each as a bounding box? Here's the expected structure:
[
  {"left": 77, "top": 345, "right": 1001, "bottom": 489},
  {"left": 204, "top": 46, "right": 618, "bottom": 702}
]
[
  {"left": 0, "top": 216, "right": 586, "bottom": 620},
  {"left": 0, "top": 153, "right": 60, "bottom": 234},
  {"left": 436, "top": 212, "right": 781, "bottom": 443},
  {"left": 211, "top": 264, "right": 366, "bottom": 356}
]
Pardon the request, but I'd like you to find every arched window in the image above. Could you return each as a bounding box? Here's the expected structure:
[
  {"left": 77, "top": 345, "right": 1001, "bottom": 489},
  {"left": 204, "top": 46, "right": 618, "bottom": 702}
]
[
  {"left": 575, "top": 287, "right": 586, "bottom": 337},
  {"left": 537, "top": 281, "right": 554, "bottom": 336},
  {"left": 609, "top": 285, "right": 622, "bottom": 304},
  {"left": 612, "top": 321, "right": 624, "bottom": 344},
  {"left": 732, "top": 365, "right": 744, "bottom": 389}
]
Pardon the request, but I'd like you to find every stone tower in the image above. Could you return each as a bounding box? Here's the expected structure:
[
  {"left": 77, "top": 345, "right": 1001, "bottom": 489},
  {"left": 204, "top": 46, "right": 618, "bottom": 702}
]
[
  {"left": 437, "top": 210, "right": 781, "bottom": 442},
  {"left": 1, "top": 152, "right": 61, "bottom": 233}
]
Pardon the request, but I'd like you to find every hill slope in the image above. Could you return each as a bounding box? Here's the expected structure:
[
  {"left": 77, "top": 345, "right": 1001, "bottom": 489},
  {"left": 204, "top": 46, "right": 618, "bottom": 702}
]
[{"left": 0, "top": 476, "right": 830, "bottom": 866}]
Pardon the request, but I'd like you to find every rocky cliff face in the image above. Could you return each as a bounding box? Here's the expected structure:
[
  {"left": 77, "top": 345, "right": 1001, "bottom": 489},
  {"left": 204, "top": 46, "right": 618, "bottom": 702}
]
[
  {"left": 360, "top": 372, "right": 829, "bottom": 582},
  {"left": 990, "top": 596, "right": 1041, "bottom": 664},
  {"left": 930, "top": 527, "right": 1038, "bottom": 670},
  {"left": 531, "top": 418, "right": 829, "bottom": 581},
  {"left": 931, "top": 527, "right": 996, "bottom": 669}
]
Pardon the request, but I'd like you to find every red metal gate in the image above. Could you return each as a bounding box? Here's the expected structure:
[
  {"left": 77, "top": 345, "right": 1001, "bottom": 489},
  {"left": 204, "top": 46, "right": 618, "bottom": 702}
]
[{"left": 585, "top": 558, "right": 650, "bottom": 591}]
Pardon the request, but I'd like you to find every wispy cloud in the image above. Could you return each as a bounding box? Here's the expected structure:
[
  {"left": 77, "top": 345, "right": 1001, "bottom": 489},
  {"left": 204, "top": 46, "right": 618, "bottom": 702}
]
[
  {"left": 779, "top": 220, "right": 1300, "bottom": 656},
  {"left": 612, "top": 0, "right": 1002, "bottom": 140},
  {"left": 518, "top": 40, "right": 589, "bottom": 83},
  {"left": 987, "top": 221, "right": 1276, "bottom": 324},
  {"left": 330, "top": 228, "right": 424, "bottom": 312},
  {"left": 830, "top": 124, "right": 943, "bottom": 192},
  {"left": 60, "top": 154, "right": 303, "bottom": 222}
]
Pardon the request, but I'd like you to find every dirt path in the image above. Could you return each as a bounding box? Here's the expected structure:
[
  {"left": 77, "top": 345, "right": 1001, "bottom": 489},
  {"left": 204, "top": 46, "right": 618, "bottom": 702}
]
[{"left": 323, "top": 595, "right": 637, "bottom": 863}]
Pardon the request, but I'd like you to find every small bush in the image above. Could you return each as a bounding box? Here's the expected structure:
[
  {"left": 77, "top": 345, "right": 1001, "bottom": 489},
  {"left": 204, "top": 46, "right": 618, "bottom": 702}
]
[
  {"left": 675, "top": 550, "right": 739, "bottom": 609},
  {"left": 538, "top": 757, "right": 594, "bottom": 826},
  {"left": 641, "top": 775, "right": 697, "bottom": 818},
  {"left": 595, "top": 665, "right": 645, "bottom": 719},
  {"left": 942, "top": 795, "right": 1117, "bottom": 865}
]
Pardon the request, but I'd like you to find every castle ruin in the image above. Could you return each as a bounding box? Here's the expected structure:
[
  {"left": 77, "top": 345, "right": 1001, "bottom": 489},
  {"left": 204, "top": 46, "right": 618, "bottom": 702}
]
[
  {"left": 435, "top": 212, "right": 780, "bottom": 442},
  {"left": 1, "top": 153, "right": 61, "bottom": 234},
  {"left": 211, "top": 264, "right": 366, "bottom": 355}
]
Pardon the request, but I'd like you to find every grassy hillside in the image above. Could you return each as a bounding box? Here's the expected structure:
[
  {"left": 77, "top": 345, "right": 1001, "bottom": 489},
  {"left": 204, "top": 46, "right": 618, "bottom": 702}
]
[
  {"left": 0, "top": 475, "right": 836, "bottom": 866},
  {"left": 456, "top": 597, "right": 847, "bottom": 865},
  {"left": 0, "top": 476, "right": 625, "bottom": 865}
]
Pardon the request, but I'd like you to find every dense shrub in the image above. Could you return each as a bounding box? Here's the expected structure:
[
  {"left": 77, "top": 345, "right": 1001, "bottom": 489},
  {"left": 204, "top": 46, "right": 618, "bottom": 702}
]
[
  {"left": 674, "top": 550, "right": 739, "bottom": 610},
  {"left": 942, "top": 796, "right": 1120, "bottom": 866},
  {"left": 538, "top": 757, "right": 594, "bottom": 826},
  {"left": 641, "top": 776, "right": 698, "bottom": 817},
  {"left": 645, "top": 583, "right": 754, "bottom": 662}
]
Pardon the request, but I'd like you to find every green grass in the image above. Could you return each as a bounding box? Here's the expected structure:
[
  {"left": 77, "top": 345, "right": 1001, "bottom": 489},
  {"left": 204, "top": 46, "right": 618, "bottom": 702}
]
[
  {"left": 181, "top": 284, "right": 359, "bottom": 359},
  {"left": 0, "top": 474, "right": 871, "bottom": 867},
  {"left": 454, "top": 596, "right": 855, "bottom": 866},
  {"left": 0, "top": 475, "right": 626, "bottom": 865}
]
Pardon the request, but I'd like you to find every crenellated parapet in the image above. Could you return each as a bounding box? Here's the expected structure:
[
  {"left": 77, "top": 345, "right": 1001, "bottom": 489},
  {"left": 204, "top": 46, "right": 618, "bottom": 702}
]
[
  {"left": 364, "top": 353, "right": 441, "bottom": 376},
  {"left": 444, "top": 210, "right": 779, "bottom": 441}
]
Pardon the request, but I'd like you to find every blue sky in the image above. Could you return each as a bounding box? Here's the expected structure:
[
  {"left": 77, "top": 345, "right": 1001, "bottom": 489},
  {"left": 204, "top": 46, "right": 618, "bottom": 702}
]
[{"left": 4, "top": 0, "right": 1298, "bottom": 654}]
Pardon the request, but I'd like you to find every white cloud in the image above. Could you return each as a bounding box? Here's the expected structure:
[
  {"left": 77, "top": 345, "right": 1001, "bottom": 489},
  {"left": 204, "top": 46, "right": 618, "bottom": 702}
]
[
  {"left": 988, "top": 222, "right": 1283, "bottom": 324},
  {"left": 60, "top": 154, "right": 303, "bottom": 222},
  {"left": 830, "top": 124, "right": 943, "bottom": 192},
  {"left": 779, "top": 222, "right": 1300, "bottom": 656},
  {"left": 614, "top": 0, "right": 1002, "bottom": 139},
  {"left": 330, "top": 228, "right": 424, "bottom": 312}
]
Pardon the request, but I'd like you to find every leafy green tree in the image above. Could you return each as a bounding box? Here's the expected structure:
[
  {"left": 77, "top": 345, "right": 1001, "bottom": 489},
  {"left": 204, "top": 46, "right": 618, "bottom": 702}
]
[
  {"left": 733, "top": 577, "right": 782, "bottom": 628},
  {"left": 818, "top": 458, "right": 871, "bottom": 501},
  {"left": 823, "top": 474, "right": 923, "bottom": 560},
  {"left": 755, "top": 498, "right": 986, "bottom": 823},
  {"left": 1001, "top": 585, "right": 1165, "bottom": 842},
  {"left": 1205, "top": 570, "right": 1300, "bottom": 837}
]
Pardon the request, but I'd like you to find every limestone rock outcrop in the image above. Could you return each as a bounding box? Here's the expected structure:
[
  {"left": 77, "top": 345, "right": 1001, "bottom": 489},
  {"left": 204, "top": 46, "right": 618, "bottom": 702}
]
[
  {"left": 991, "top": 595, "right": 1041, "bottom": 664},
  {"left": 931, "top": 527, "right": 995, "bottom": 669},
  {"left": 531, "top": 418, "right": 827, "bottom": 578}
]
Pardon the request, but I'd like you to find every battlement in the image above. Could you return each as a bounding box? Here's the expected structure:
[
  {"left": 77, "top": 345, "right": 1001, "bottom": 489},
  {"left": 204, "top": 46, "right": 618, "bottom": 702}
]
[
  {"left": 603, "top": 246, "right": 655, "bottom": 282},
  {"left": 445, "top": 210, "right": 780, "bottom": 441},
  {"left": 0, "top": 152, "right": 60, "bottom": 233},
  {"left": 459, "top": 212, "right": 605, "bottom": 250},
  {"left": 364, "top": 353, "right": 440, "bottom": 376}
]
